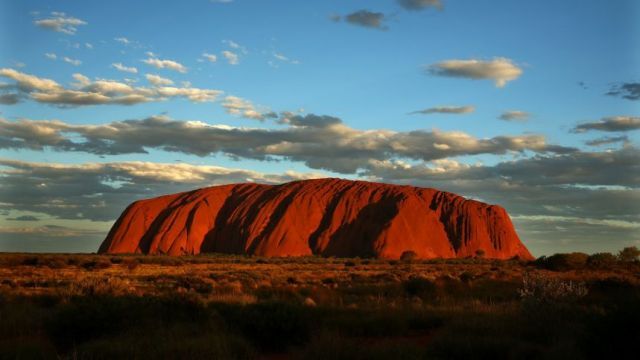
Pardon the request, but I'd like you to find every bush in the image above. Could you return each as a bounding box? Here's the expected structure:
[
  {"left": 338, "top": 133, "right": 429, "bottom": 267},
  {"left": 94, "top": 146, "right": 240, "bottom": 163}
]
[
  {"left": 21, "top": 257, "right": 39, "bottom": 266},
  {"left": 587, "top": 253, "right": 617, "bottom": 268},
  {"left": 618, "top": 246, "right": 640, "bottom": 262},
  {"left": 125, "top": 258, "right": 140, "bottom": 271},
  {"left": 400, "top": 251, "right": 418, "bottom": 262},
  {"left": 65, "top": 277, "right": 133, "bottom": 297},
  {"left": 175, "top": 277, "right": 213, "bottom": 295},
  {"left": 475, "top": 249, "right": 486, "bottom": 258},
  {"left": 534, "top": 252, "right": 588, "bottom": 271},
  {"left": 81, "top": 259, "right": 112, "bottom": 271},
  {"left": 518, "top": 273, "right": 588, "bottom": 304},
  {"left": 215, "top": 302, "right": 313, "bottom": 352},
  {"left": 403, "top": 276, "right": 437, "bottom": 299}
]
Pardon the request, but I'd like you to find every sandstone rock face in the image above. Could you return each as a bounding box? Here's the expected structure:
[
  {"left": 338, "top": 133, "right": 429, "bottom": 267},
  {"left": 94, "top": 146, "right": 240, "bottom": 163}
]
[{"left": 98, "top": 178, "right": 533, "bottom": 260}]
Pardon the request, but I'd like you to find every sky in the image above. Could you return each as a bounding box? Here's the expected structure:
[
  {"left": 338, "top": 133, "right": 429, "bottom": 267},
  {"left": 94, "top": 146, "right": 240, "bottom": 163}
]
[{"left": 0, "top": 0, "right": 638, "bottom": 256}]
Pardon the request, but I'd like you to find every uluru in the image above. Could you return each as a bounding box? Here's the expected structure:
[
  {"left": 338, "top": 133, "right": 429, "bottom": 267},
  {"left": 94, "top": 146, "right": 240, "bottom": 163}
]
[{"left": 98, "top": 178, "right": 533, "bottom": 260}]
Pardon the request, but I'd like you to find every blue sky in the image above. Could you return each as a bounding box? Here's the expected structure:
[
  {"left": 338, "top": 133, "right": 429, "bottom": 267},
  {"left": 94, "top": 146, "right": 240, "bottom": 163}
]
[{"left": 0, "top": 0, "right": 638, "bottom": 255}]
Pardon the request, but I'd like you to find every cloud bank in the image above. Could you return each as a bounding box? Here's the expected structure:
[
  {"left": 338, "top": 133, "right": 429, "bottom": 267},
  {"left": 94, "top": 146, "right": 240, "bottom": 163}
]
[{"left": 0, "top": 114, "right": 575, "bottom": 174}]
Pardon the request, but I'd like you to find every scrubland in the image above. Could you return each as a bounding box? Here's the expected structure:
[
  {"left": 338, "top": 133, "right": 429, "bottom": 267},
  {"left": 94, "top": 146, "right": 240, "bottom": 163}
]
[{"left": 0, "top": 251, "right": 639, "bottom": 359}]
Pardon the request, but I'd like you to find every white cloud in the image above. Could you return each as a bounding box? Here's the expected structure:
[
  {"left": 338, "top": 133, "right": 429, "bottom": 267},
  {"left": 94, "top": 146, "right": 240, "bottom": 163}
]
[
  {"left": 222, "top": 96, "right": 275, "bottom": 120},
  {"left": 428, "top": 57, "right": 523, "bottom": 87},
  {"left": 114, "top": 37, "right": 131, "bottom": 45},
  {"left": 63, "top": 57, "right": 82, "bottom": 66},
  {"left": 0, "top": 68, "right": 62, "bottom": 92},
  {"left": 45, "top": 53, "right": 57, "bottom": 60},
  {"left": 202, "top": 53, "right": 217, "bottom": 63},
  {"left": 223, "top": 40, "right": 247, "bottom": 54},
  {"left": 272, "top": 52, "right": 300, "bottom": 65},
  {"left": 112, "top": 63, "right": 138, "bottom": 74},
  {"left": 222, "top": 51, "right": 239, "bottom": 65},
  {"left": 142, "top": 57, "right": 188, "bottom": 73},
  {"left": 34, "top": 12, "right": 87, "bottom": 35},
  {"left": 145, "top": 73, "right": 173, "bottom": 86},
  {"left": 0, "top": 68, "right": 221, "bottom": 106}
]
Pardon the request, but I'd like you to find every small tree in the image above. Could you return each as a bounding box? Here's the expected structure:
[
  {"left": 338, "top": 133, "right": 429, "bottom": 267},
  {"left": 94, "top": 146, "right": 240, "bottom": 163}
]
[
  {"left": 587, "top": 252, "right": 617, "bottom": 268},
  {"left": 475, "top": 249, "right": 486, "bottom": 258},
  {"left": 400, "top": 250, "right": 418, "bottom": 262},
  {"left": 618, "top": 246, "right": 640, "bottom": 262}
]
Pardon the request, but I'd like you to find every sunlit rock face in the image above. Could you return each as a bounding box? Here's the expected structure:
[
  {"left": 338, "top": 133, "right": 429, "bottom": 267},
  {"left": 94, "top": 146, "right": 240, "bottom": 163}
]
[{"left": 99, "top": 178, "right": 533, "bottom": 260}]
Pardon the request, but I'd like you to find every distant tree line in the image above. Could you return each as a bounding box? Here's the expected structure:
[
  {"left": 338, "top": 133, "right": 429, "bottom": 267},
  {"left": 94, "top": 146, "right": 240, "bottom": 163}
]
[{"left": 534, "top": 246, "right": 640, "bottom": 271}]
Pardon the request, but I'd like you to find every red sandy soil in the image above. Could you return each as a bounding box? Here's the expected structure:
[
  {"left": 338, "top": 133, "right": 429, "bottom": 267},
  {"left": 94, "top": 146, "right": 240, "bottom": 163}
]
[{"left": 99, "top": 178, "right": 533, "bottom": 260}]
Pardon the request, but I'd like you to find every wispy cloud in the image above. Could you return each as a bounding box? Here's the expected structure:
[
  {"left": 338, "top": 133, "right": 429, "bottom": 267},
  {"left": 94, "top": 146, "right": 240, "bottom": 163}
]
[
  {"left": 0, "top": 68, "right": 221, "bottom": 106},
  {"left": 145, "top": 73, "right": 173, "bottom": 86},
  {"left": 114, "top": 37, "right": 131, "bottom": 45},
  {"left": 222, "top": 96, "right": 276, "bottom": 120},
  {"left": 410, "top": 105, "right": 475, "bottom": 115},
  {"left": 222, "top": 50, "right": 239, "bottom": 65},
  {"left": 63, "top": 57, "right": 82, "bottom": 66},
  {"left": 112, "top": 63, "right": 138, "bottom": 74},
  {"left": 585, "top": 135, "right": 629, "bottom": 146},
  {"left": 222, "top": 40, "right": 247, "bottom": 54},
  {"left": 499, "top": 110, "right": 529, "bottom": 121},
  {"left": 6, "top": 215, "right": 40, "bottom": 221},
  {"left": 202, "top": 53, "right": 217, "bottom": 63},
  {"left": 142, "top": 56, "right": 187, "bottom": 73},
  {"left": 397, "top": 0, "right": 442, "bottom": 11},
  {"left": 606, "top": 82, "right": 640, "bottom": 101},
  {"left": 573, "top": 116, "right": 640, "bottom": 133},
  {"left": 272, "top": 52, "right": 300, "bottom": 65},
  {"left": 34, "top": 12, "right": 87, "bottom": 35}
]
